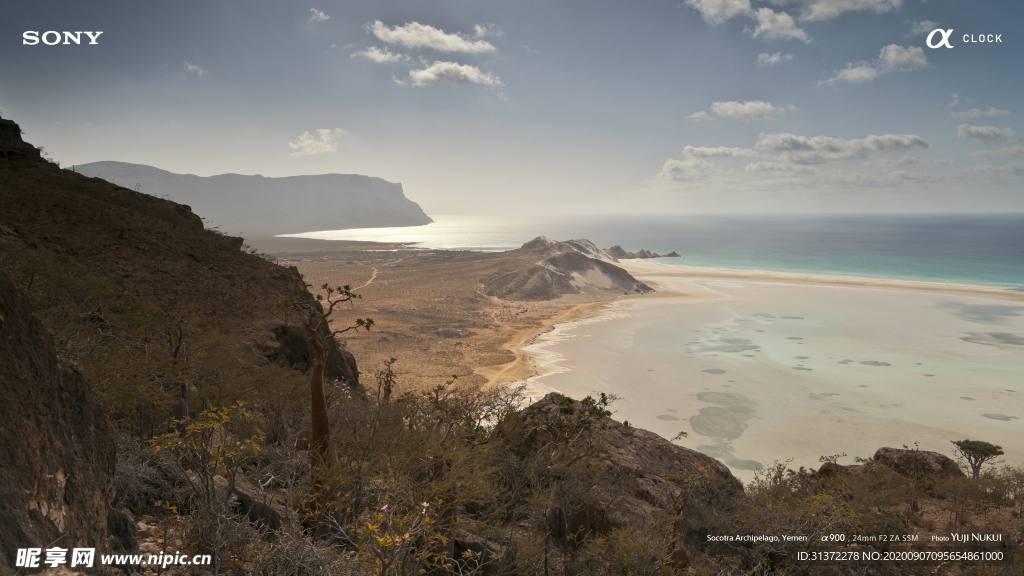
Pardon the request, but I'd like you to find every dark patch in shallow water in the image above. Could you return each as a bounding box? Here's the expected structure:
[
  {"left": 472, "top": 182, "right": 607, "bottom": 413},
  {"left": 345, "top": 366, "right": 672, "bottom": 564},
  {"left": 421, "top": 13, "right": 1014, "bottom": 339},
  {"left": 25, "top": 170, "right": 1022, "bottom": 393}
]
[{"left": 983, "top": 414, "right": 1019, "bottom": 421}]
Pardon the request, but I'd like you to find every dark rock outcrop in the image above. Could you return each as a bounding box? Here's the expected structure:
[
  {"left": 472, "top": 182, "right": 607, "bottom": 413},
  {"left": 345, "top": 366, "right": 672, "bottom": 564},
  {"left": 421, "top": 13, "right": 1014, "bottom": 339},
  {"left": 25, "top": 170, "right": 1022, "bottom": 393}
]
[
  {"left": 872, "top": 447, "right": 964, "bottom": 480},
  {"left": 0, "top": 272, "right": 116, "bottom": 576},
  {"left": 106, "top": 508, "right": 139, "bottom": 574},
  {"left": 0, "top": 117, "right": 43, "bottom": 162},
  {"left": 231, "top": 490, "right": 283, "bottom": 533},
  {"left": 606, "top": 245, "right": 676, "bottom": 259},
  {"left": 499, "top": 393, "right": 744, "bottom": 528},
  {"left": 269, "top": 325, "right": 360, "bottom": 388}
]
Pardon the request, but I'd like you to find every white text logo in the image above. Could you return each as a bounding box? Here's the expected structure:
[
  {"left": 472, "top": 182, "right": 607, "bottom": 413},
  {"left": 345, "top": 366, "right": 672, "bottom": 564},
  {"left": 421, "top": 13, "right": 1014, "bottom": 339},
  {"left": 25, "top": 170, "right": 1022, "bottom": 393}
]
[
  {"left": 23, "top": 31, "right": 103, "bottom": 45},
  {"left": 926, "top": 28, "right": 954, "bottom": 49}
]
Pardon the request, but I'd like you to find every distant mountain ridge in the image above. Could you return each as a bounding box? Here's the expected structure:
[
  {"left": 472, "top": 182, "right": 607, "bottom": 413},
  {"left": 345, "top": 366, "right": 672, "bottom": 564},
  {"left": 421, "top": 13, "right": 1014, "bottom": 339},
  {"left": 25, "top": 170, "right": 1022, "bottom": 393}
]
[{"left": 75, "top": 161, "right": 433, "bottom": 235}]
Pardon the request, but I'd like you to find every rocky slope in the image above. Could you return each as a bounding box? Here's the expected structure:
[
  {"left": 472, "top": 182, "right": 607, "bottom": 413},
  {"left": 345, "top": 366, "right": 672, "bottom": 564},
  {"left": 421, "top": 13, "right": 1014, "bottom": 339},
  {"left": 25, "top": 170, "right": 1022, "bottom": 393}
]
[
  {"left": 75, "top": 161, "right": 433, "bottom": 236},
  {"left": 0, "top": 270, "right": 116, "bottom": 576}
]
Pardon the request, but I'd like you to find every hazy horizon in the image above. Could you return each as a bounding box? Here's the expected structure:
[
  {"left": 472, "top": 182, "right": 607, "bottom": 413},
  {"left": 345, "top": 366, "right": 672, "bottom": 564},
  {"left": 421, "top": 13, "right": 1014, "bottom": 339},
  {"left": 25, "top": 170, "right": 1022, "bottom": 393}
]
[{"left": 2, "top": 0, "right": 1021, "bottom": 216}]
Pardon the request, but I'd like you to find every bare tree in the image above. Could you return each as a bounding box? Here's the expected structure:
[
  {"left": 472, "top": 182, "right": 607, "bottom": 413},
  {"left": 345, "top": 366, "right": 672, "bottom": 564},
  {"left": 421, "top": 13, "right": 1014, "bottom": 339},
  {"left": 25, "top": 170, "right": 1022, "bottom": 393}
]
[{"left": 290, "top": 284, "right": 373, "bottom": 498}]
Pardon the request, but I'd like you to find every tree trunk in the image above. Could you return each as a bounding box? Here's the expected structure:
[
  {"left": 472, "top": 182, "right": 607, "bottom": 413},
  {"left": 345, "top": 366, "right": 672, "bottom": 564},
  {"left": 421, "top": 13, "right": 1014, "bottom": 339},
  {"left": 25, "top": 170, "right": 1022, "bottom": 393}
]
[{"left": 308, "top": 333, "right": 331, "bottom": 479}]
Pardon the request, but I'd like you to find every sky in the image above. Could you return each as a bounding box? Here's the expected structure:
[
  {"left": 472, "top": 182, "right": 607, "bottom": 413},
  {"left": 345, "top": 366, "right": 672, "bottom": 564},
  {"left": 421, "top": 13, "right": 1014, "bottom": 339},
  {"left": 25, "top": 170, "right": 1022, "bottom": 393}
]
[{"left": 1, "top": 0, "right": 1022, "bottom": 215}]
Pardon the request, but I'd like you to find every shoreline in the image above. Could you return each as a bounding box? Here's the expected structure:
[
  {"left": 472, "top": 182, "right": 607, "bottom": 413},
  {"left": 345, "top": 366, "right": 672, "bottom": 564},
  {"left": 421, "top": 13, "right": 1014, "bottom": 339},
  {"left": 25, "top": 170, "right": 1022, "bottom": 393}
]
[
  {"left": 616, "top": 259, "right": 1024, "bottom": 302},
  {"left": 513, "top": 259, "right": 1024, "bottom": 481},
  {"left": 506, "top": 258, "right": 1024, "bottom": 396}
]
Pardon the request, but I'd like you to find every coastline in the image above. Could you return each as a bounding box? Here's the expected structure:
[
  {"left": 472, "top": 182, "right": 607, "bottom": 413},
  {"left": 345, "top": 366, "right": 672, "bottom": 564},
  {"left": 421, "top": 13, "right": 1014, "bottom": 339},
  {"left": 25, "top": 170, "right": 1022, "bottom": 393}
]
[
  {"left": 512, "top": 259, "right": 1024, "bottom": 481},
  {"left": 616, "top": 259, "right": 1024, "bottom": 302},
  {"left": 508, "top": 258, "right": 1024, "bottom": 395}
]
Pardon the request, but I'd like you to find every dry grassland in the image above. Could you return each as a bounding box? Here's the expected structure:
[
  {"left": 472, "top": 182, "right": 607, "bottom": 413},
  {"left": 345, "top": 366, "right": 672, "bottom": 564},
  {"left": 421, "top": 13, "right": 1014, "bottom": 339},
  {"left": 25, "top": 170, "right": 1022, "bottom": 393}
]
[{"left": 284, "top": 248, "right": 619, "bottom": 394}]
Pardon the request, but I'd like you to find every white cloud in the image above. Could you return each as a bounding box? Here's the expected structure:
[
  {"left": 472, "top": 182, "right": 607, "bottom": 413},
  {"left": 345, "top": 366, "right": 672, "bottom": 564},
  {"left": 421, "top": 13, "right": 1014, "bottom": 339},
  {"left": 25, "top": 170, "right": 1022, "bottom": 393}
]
[
  {"left": 368, "top": 21, "right": 496, "bottom": 53},
  {"left": 947, "top": 94, "right": 960, "bottom": 107},
  {"left": 757, "top": 52, "right": 794, "bottom": 66},
  {"left": 686, "top": 111, "right": 713, "bottom": 121},
  {"left": 933, "top": 159, "right": 956, "bottom": 165},
  {"left": 656, "top": 157, "right": 724, "bottom": 181},
  {"left": 971, "top": 146, "right": 1024, "bottom": 158},
  {"left": 743, "top": 161, "right": 815, "bottom": 173},
  {"left": 288, "top": 128, "right": 346, "bottom": 157},
  {"left": 748, "top": 8, "right": 810, "bottom": 42},
  {"left": 820, "top": 44, "right": 925, "bottom": 86},
  {"left": 184, "top": 62, "right": 207, "bottom": 77},
  {"left": 823, "top": 63, "right": 878, "bottom": 85},
  {"left": 755, "top": 132, "right": 929, "bottom": 163},
  {"left": 710, "top": 100, "right": 794, "bottom": 122},
  {"left": 959, "top": 163, "right": 1024, "bottom": 178},
  {"left": 767, "top": 0, "right": 902, "bottom": 22},
  {"left": 473, "top": 24, "right": 504, "bottom": 39},
  {"left": 684, "top": 146, "right": 759, "bottom": 158},
  {"left": 910, "top": 20, "right": 939, "bottom": 35},
  {"left": 350, "top": 46, "right": 409, "bottom": 63},
  {"left": 309, "top": 8, "right": 329, "bottom": 22},
  {"left": 407, "top": 61, "right": 503, "bottom": 88},
  {"left": 392, "top": 75, "right": 407, "bottom": 86},
  {"left": 685, "top": 0, "right": 752, "bottom": 24},
  {"left": 878, "top": 44, "right": 927, "bottom": 71},
  {"left": 957, "top": 124, "right": 1020, "bottom": 143},
  {"left": 951, "top": 107, "right": 1010, "bottom": 119},
  {"left": 863, "top": 155, "right": 926, "bottom": 167}
]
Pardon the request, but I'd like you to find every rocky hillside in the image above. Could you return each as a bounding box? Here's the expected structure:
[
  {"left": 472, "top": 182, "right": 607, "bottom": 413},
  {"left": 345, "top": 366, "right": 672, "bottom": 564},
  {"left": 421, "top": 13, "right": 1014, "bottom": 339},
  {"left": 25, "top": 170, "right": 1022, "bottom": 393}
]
[
  {"left": 484, "top": 237, "right": 654, "bottom": 300},
  {"left": 75, "top": 161, "right": 433, "bottom": 236},
  {"left": 0, "top": 114, "right": 360, "bottom": 415},
  {"left": 0, "top": 271, "right": 116, "bottom": 576}
]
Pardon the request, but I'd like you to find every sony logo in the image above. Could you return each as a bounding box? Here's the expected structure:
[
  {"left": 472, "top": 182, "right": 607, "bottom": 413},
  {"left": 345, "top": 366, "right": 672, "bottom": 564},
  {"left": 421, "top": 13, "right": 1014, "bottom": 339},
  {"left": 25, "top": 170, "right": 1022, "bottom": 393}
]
[{"left": 23, "top": 31, "right": 103, "bottom": 45}]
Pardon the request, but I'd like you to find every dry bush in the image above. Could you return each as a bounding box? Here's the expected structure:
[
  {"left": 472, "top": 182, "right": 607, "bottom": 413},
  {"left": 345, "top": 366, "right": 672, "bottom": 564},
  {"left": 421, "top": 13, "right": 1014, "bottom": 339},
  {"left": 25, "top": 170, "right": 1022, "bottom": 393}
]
[{"left": 249, "top": 533, "right": 356, "bottom": 576}]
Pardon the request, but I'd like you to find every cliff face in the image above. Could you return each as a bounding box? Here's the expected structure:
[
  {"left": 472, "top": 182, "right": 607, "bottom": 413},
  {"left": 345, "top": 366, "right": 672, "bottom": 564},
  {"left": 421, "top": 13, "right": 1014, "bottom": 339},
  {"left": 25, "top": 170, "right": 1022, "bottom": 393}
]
[
  {"left": 0, "top": 271, "right": 116, "bottom": 576},
  {"left": 75, "top": 161, "right": 433, "bottom": 235}
]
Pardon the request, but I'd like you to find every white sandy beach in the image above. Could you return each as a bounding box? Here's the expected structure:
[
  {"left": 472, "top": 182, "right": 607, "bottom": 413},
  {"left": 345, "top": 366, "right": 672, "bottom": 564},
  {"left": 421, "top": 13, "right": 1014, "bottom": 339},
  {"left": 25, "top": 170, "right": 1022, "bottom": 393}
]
[{"left": 522, "top": 261, "right": 1024, "bottom": 483}]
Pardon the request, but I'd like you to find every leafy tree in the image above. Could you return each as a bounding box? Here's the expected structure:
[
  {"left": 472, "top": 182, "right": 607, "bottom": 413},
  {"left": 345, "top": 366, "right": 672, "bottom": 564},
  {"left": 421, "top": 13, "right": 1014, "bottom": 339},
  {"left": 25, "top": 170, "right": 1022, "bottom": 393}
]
[{"left": 952, "top": 439, "right": 1004, "bottom": 480}]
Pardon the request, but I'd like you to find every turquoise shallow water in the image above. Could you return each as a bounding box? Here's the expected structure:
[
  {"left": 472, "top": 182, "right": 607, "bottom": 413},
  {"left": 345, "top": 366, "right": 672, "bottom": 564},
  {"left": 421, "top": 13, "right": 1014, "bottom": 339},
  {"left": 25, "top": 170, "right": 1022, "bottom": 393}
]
[
  {"left": 523, "top": 278, "right": 1024, "bottom": 482},
  {"left": 287, "top": 213, "right": 1024, "bottom": 288}
]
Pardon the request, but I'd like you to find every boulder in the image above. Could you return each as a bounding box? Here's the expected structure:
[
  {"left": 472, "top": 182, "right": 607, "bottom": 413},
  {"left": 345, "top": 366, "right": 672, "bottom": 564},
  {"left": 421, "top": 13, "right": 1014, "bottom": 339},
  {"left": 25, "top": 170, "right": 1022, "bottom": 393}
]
[
  {"left": 0, "top": 272, "right": 117, "bottom": 576},
  {"left": 872, "top": 447, "right": 964, "bottom": 480},
  {"left": 269, "top": 325, "right": 360, "bottom": 388},
  {"left": 498, "top": 393, "right": 744, "bottom": 530}
]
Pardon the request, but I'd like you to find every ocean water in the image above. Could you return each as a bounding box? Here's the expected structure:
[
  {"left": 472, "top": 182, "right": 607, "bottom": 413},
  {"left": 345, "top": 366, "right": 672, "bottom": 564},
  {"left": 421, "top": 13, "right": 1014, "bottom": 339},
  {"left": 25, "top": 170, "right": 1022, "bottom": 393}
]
[
  {"left": 285, "top": 213, "right": 1024, "bottom": 288},
  {"left": 522, "top": 277, "right": 1024, "bottom": 482}
]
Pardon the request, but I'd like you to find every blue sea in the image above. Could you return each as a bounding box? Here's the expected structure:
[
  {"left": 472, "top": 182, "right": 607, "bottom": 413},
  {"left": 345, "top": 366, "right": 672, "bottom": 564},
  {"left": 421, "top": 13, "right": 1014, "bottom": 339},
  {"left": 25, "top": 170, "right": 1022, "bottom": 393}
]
[{"left": 285, "top": 213, "right": 1024, "bottom": 289}]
